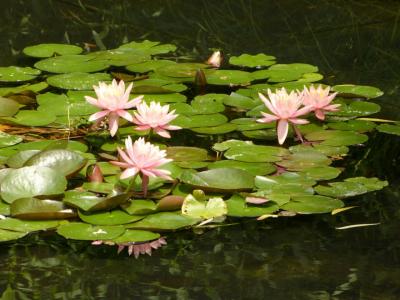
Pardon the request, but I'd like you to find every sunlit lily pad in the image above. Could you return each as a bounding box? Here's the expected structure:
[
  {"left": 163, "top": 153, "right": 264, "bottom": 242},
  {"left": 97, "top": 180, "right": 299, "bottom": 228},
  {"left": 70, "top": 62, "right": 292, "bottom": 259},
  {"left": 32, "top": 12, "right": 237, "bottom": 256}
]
[
  {"left": 35, "top": 55, "right": 109, "bottom": 73},
  {"left": 276, "top": 150, "right": 331, "bottom": 171},
  {"left": 0, "top": 166, "right": 67, "bottom": 204},
  {"left": 64, "top": 190, "right": 130, "bottom": 212},
  {"left": 141, "top": 93, "right": 187, "bottom": 103},
  {"left": 57, "top": 222, "right": 125, "bottom": 240},
  {"left": 376, "top": 123, "right": 400, "bottom": 136},
  {"left": 0, "top": 97, "right": 21, "bottom": 117},
  {"left": 37, "top": 92, "right": 98, "bottom": 116},
  {"left": 126, "top": 59, "right": 176, "bottom": 73},
  {"left": 111, "top": 229, "right": 160, "bottom": 243},
  {"left": 225, "top": 194, "right": 279, "bottom": 217},
  {"left": 125, "top": 212, "right": 199, "bottom": 231},
  {"left": 47, "top": 72, "right": 112, "bottom": 90},
  {"left": 224, "top": 144, "right": 288, "bottom": 162},
  {"left": 205, "top": 70, "right": 252, "bottom": 85},
  {"left": 281, "top": 195, "right": 344, "bottom": 214},
  {"left": 23, "top": 43, "right": 83, "bottom": 58},
  {"left": 0, "top": 229, "right": 27, "bottom": 242},
  {"left": 0, "top": 132, "right": 22, "bottom": 148},
  {"left": 263, "top": 63, "right": 318, "bottom": 82},
  {"left": 229, "top": 53, "right": 276, "bottom": 68},
  {"left": 10, "top": 197, "right": 75, "bottom": 220},
  {"left": 332, "top": 100, "right": 381, "bottom": 118},
  {"left": 0, "top": 66, "right": 41, "bottom": 82},
  {"left": 223, "top": 92, "right": 262, "bottom": 110},
  {"left": 118, "top": 40, "right": 176, "bottom": 55},
  {"left": 0, "top": 218, "right": 59, "bottom": 232},
  {"left": 332, "top": 84, "right": 383, "bottom": 99},
  {"left": 88, "top": 49, "right": 149, "bottom": 67},
  {"left": 0, "top": 82, "right": 48, "bottom": 97},
  {"left": 121, "top": 200, "right": 157, "bottom": 215},
  {"left": 1, "top": 110, "right": 56, "bottom": 126},
  {"left": 166, "top": 147, "right": 209, "bottom": 162},
  {"left": 212, "top": 139, "right": 254, "bottom": 152},
  {"left": 172, "top": 113, "right": 228, "bottom": 128},
  {"left": 78, "top": 209, "right": 143, "bottom": 225},
  {"left": 207, "top": 160, "right": 276, "bottom": 176},
  {"left": 299, "top": 166, "right": 342, "bottom": 181},
  {"left": 328, "top": 119, "right": 376, "bottom": 132},
  {"left": 305, "top": 130, "right": 368, "bottom": 146},
  {"left": 179, "top": 168, "right": 255, "bottom": 192},
  {"left": 6, "top": 150, "right": 40, "bottom": 168},
  {"left": 255, "top": 173, "right": 316, "bottom": 189},
  {"left": 181, "top": 194, "right": 227, "bottom": 220},
  {"left": 191, "top": 123, "right": 237, "bottom": 134},
  {"left": 156, "top": 63, "right": 208, "bottom": 78}
]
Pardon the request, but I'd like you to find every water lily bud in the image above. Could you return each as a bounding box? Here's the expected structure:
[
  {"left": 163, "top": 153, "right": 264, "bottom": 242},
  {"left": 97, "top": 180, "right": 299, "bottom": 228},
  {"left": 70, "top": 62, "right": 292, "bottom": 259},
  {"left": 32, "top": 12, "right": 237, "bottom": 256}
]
[
  {"left": 206, "top": 50, "right": 223, "bottom": 68},
  {"left": 194, "top": 68, "right": 207, "bottom": 87},
  {"left": 86, "top": 163, "right": 104, "bottom": 183}
]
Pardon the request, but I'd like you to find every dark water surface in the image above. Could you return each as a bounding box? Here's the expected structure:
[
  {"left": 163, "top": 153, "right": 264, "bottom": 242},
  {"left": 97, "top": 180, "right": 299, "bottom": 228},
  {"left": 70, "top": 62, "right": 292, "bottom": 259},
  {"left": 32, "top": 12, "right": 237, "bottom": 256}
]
[{"left": 1, "top": 1, "right": 400, "bottom": 299}]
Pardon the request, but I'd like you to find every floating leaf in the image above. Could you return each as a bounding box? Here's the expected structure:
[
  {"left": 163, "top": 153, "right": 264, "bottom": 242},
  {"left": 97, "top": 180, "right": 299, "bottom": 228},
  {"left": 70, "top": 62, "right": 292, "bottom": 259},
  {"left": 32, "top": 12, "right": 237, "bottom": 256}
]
[
  {"left": 229, "top": 53, "right": 276, "bottom": 68},
  {"left": 226, "top": 194, "right": 279, "bottom": 217},
  {"left": 0, "top": 132, "right": 23, "bottom": 148},
  {"left": 299, "top": 166, "right": 342, "bottom": 181},
  {"left": 35, "top": 55, "right": 109, "bottom": 73},
  {"left": 126, "top": 212, "right": 199, "bottom": 231},
  {"left": 6, "top": 150, "right": 40, "bottom": 168},
  {"left": 181, "top": 194, "right": 227, "bottom": 219},
  {"left": 156, "top": 63, "right": 208, "bottom": 78},
  {"left": 0, "top": 66, "right": 41, "bottom": 82},
  {"left": 57, "top": 222, "right": 125, "bottom": 240},
  {"left": 207, "top": 160, "right": 276, "bottom": 176},
  {"left": 0, "top": 229, "right": 27, "bottom": 242},
  {"left": 328, "top": 119, "right": 376, "bottom": 132},
  {"left": 23, "top": 43, "right": 83, "bottom": 58},
  {"left": 305, "top": 130, "right": 368, "bottom": 146},
  {"left": 172, "top": 113, "right": 227, "bottom": 128},
  {"left": 223, "top": 92, "right": 262, "bottom": 110},
  {"left": 118, "top": 40, "right": 176, "bottom": 55},
  {"left": 78, "top": 209, "right": 143, "bottom": 225},
  {"left": 126, "top": 59, "right": 176, "bottom": 73},
  {"left": 10, "top": 197, "right": 75, "bottom": 220},
  {"left": 205, "top": 69, "right": 252, "bottom": 85},
  {"left": 376, "top": 123, "right": 400, "bottom": 136},
  {"left": 121, "top": 200, "right": 157, "bottom": 215},
  {"left": 1, "top": 110, "right": 56, "bottom": 126},
  {"left": 0, "top": 97, "right": 21, "bottom": 117},
  {"left": 0, "top": 166, "right": 67, "bottom": 204},
  {"left": 332, "top": 84, "right": 383, "bottom": 99},
  {"left": 0, "top": 82, "right": 48, "bottom": 97},
  {"left": 281, "top": 195, "right": 344, "bottom": 214},
  {"left": 63, "top": 190, "right": 130, "bottom": 212},
  {"left": 224, "top": 144, "right": 288, "bottom": 162},
  {"left": 179, "top": 168, "right": 255, "bottom": 192},
  {"left": 166, "top": 147, "right": 209, "bottom": 162},
  {"left": 191, "top": 123, "right": 237, "bottom": 134},
  {"left": 0, "top": 218, "right": 59, "bottom": 232},
  {"left": 111, "top": 229, "right": 160, "bottom": 243},
  {"left": 24, "top": 149, "right": 87, "bottom": 177},
  {"left": 47, "top": 72, "right": 112, "bottom": 90}
]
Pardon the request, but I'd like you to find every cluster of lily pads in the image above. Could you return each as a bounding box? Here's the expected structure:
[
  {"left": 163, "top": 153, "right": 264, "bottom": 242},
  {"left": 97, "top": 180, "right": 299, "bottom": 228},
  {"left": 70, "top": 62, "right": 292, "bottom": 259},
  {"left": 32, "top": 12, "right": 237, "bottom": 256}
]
[{"left": 0, "top": 40, "right": 395, "bottom": 257}]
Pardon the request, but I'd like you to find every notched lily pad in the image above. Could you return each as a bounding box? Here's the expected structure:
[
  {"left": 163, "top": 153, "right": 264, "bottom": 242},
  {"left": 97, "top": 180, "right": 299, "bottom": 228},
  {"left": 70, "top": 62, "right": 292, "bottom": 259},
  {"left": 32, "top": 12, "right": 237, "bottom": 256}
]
[
  {"left": 281, "top": 195, "right": 344, "bottom": 214},
  {"left": 23, "top": 43, "right": 83, "bottom": 58},
  {"left": 229, "top": 53, "right": 276, "bottom": 68},
  {"left": 0, "top": 67, "right": 41, "bottom": 82},
  {"left": 57, "top": 222, "right": 125, "bottom": 240},
  {"left": 332, "top": 84, "right": 383, "bottom": 99},
  {"left": 126, "top": 212, "right": 199, "bottom": 231},
  {"left": 226, "top": 194, "right": 279, "bottom": 217}
]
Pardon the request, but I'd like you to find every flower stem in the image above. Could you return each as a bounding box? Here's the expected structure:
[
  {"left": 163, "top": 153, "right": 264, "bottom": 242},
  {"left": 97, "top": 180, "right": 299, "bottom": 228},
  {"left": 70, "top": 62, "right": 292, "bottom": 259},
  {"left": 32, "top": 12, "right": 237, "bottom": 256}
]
[
  {"left": 292, "top": 125, "right": 304, "bottom": 143},
  {"left": 141, "top": 174, "right": 149, "bottom": 198},
  {"left": 125, "top": 173, "right": 139, "bottom": 194}
]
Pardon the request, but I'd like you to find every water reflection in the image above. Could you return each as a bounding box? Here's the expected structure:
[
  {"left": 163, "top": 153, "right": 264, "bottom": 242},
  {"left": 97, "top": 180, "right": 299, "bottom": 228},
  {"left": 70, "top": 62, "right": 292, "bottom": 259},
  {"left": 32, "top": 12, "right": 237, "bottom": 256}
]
[{"left": 0, "top": 0, "right": 400, "bottom": 299}]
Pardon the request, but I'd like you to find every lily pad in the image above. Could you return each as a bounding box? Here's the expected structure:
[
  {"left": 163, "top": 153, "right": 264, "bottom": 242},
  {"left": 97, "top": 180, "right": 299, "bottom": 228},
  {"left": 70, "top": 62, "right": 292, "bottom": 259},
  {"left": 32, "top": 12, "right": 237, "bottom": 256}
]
[
  {"left": 126, "top": 212, "right": 199, "bottom": 231},
  {"left": 229, "top": 53, "right": 276, "bottom": 68},
  {"left": 126, "top": 59, "right": 176, "bottom": 73},
  {"left": 156, "top": 63, "right": 208, "bottom": 78},
  {"left": 0, "top": 218, "right": 59, "bottom": 232},
  {"left": 223, "top": 92, "right": 262, "bottom": 110},
  {"left": 10, "top": 197, "right": 75, "bottom": 220},
  {"left": 118, "top": 40, "right": 176, "bottom": 55},
  {"left": 207, "top": 160, "right": 276, "bottom": 176},
  {"left": 1, "top": 110, "right": 56, "bottom": 126},
  {"left": 24, "top": 149, "right": 87, "bottom": 177},
  {"left": 281, "top": 195, "right": 344, "bottom": 214},
  {"left": 111, "top": 229, "right": 160, "bottom": 243},
  {"left": 121, "top": 199, "right": 157, "bottom": 215},
  {"left": 224, "top": 144, "right": 288, "bottom": 162},
  {"left": 205, "top": 69, "right": 252, "bottom": 85},
  {"left": 78, "top": 209, "right": 143, "bottom": 225},
  {"left": 0, "top": 82, "right": 48, "bottom": 97},
  {"left": 35, "top": 55, "right": 109, "bottom": 73},
  {"left": 0, "top": 229, "right": 27, "bottom": 242},
  {"left": 47, "top": 72, "right": 112, "bottom": 90},
  {"left": 179, "top": 168, "right": 255, "bottom": 192},
  {"left": 305, "top": 130, "right": 368, "bottom": 146},
  {"left": 166, "top": 147, "right": 209, "bottom": 162},
  {"left": 172, "top": 113, "right": 228, "bottom": 128},
  {"left": 6, "top": 150, "right": 40, "bottom": 168},
  {"left": 63, "top": 190, "right": 130, "bottom": 212},
  {"left": 376, "top": 123, "right": 400, "bottom": 136},
  {"left": 181, "top": 194, "right": 227, "bottom": 219},
  {"left": 0, "top": 66, "right": 41, "bottom": 82},
  {"left": 0, "top": 132, "right": 23, "bottom": 148},
  {"left": 57, "top": 222, "right": 125, "bottom": 240},
  {"left": 23, "top": 43, "right": 83, "bottom": 58},
  {"left": 0, "top": 97, "right": 21, "bottom": 117},
  {"left": 332, "top": 84, "right": 383, "bottom": 99},
  {"left": 225, "top": 194, "right": 279, "bottom": 217},
  {"left": 191, "top": 123, "right": 237, "bottom": 134},
  {"left": 0, "top": 166, "right": 67, "bottom": 204}
]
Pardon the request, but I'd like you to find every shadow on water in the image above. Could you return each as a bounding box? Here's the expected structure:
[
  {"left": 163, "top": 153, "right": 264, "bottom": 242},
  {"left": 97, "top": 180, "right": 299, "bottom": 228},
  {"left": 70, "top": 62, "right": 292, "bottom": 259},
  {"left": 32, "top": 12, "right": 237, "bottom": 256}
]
[{"left": 0, "top": 0, "right": 400, "bottom": 299}]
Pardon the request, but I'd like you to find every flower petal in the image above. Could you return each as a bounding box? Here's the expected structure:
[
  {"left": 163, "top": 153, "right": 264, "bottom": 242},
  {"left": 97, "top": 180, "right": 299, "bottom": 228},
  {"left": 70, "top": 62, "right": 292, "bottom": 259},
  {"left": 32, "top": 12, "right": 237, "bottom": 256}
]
[{"left": 277, "top": 119, "right": 289, "bottom": 145}]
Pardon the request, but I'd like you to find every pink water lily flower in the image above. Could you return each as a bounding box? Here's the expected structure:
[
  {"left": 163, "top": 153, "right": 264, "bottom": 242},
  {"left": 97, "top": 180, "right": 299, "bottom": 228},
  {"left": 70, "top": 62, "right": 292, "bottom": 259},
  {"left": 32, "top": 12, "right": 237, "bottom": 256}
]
[
  {"left": 111, "top": 136, "right": 172, "bottom": 196},
  {"left": 302, "top": 85, "right": 340, "bottom": 120},
  {"left": 85, "top": 79, "right": 143, "bottom": 136},
  {"left": 133, "top": 101, "right": 181, "bottom": 138},
  {"left": 257, "top": 88, "right": 312, "bottom": 144}
]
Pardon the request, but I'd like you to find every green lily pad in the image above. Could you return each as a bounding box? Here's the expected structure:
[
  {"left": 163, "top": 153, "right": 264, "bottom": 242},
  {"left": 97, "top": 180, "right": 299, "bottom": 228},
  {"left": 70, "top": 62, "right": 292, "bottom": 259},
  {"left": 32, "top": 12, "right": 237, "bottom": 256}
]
[
  {"left": 166, "top": 146, "right": 209, "bottom": 162},
  {"left": 276, "top": 150, "right": 331, "bottom": 171},
  {"left": 179, "top": 168, "right": 255, "bottom": 192},
  {"left": 0, "top": 218, "right": 59, "bottom": 232},
  {"left": 121, "top": 200, "right": 157, "bottom": 215},
  {"left": 231, "top": 118, "right": 274, "bottom": 131},
  {"left": 10, "top": 197, "right": 75, "bottom": 220},
  {"left": 212, "top": 139, "right": 254, "bottom": 152},
  {"left": 0, "top": 132, "right": 23, "bottom": 148},
  {"left": 126, "top": 59, "right": 176, "bottom": 73},
  {"left": 0, "top": 66, "right": 41, "bottom": 82},
  {"left": 332, "top": 101, "right": 381, "bottom": 118},
  {"left": 14, "top": 140, "right": 88, "bottom": 153},
  {"left": 299, "top": 166, "right": 342, "bottom": 181},
  {"left": 24, "top": 149, "right": 87, "bottom": 176},
  {"left": 141, "top": 93, "right": 187, "bottom": 103},
  {"left": 126, "top": 212, "right": 199, "bottom": 231},
  {"left": 281, "top": 195, "right": 344, "bottom": 214},
  {"left": 1, "top": 110, "right": 56, "bottom": 126},
  {"left": 23, "top": 43, "right": 83, "bottom": 58},
  {"left": 88, "top": 49, "right": 149, "bottom": 67},
  {"left": 111, "top": 229, "right": 160, "bottom": 243},
  {"left": 224, "top": 144, "right": 288, "bottom": 162},
  {"left": 0, "top": 229, "right": 27, "bottom": 242},
  {"left": 191, "top": 123, "right": 237, "bottom": 134},
  {"left": 0, "top": 97, "right": 21, "bottom": 117},
  {"left": 262, "top": 63, "right": 318, "bottom": 82},
  {"left": 78, "top": 209, "right": 143, "bottom": 225},
  {"left": 332, "top": 84, "right": 384, "bottom": 99},
  {"left": 207, "top": 160, "right": 276, "bottom": 176},
  {"left": 0, "top": 201, "right": 10, "bottom": 215},
  {"left": 37, "top": 92, "right": 98, "bottom": 116},
  {"left": 225, "top": 194, "right": 279, "bottom": 217},
  {"left": 255, "top": 173, "right": 316, "bottom": 189},
  {"left": 205, "top": 69, "right": 252, "bottom": 85},
  {"left": 57, "top": 222, "right": 125, "bottom": 240},
  {"left": 328, "top": 119, "right": 376, "bottom": 132},
  {"left": 181, "top": 194, "right": 227, "bottom": 219},
  {"left": 0, "top": 82, "right": 48, "bottom": 97},
  {"left": 156, "top": 63, "right": 208, "bottom": 78},
  {"left": 345, "top": 177, "right": 388, "bottom": 191},
  {"left": 118, "top": 40, "right": 176, "bottom": 55},
  {"left": 223, "top": 92, "right": 262, "bottom": 110},
  {"left": 1, "top": 166, "right": 67, "bottom": 204},
  {"left": 64, "top": 190, "right": 130, "bottom": 212},
  {"left": 47, "top": 72, "right": 112, "bottom": 90},
  {"left": 306, "top": 130, "right": 368, "bottom": 146},
  {"left": 172, "top": 113, "right": 228, "bottom": 128},
  {"left": 6, "top": 150, "right": 40, "bottom": 168},
  {"left": 376, "top": 123, "right": 400, "bottom": 136},
  {"left": 35, "top": 55, "right": 109, "bottom": 73},
  {"left": 229, "top": 53, "right": 276, "bottom": 68}
]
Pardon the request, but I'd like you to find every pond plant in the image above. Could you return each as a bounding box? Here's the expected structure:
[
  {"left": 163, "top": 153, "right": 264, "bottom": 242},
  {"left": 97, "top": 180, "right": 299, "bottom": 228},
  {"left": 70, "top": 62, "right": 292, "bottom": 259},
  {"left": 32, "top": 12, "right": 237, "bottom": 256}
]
[{"left": 0, "top": 41, "right": 396, "bottom": 258}]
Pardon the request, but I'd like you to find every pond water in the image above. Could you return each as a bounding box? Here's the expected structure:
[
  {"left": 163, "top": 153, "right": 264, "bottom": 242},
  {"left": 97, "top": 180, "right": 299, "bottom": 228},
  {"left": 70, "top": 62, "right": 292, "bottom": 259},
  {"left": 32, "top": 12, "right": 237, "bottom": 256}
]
[{"left": 0, "top": 0, "right": 400, "bottom": 299}]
